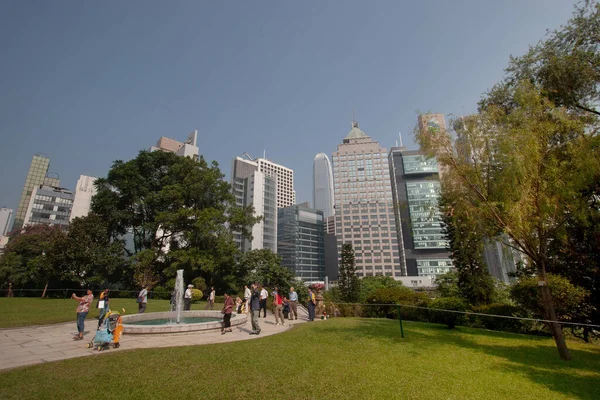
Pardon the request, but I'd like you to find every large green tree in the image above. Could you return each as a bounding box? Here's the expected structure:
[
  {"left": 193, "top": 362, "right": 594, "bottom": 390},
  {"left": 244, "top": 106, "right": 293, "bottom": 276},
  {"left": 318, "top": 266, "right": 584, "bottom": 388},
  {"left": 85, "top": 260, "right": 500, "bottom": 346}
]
[
  {"left": 338, "top": 243, "right": 359, "bottom": 303},
  {"left": 417, "top": 82, "right": 599, "bottom": 360},
  {"left": 92, "top": 150, "right": 259, "bottom": 289},
  {"left": 0, "top": 225, "right": 67, "bottom": 295},
  {"left": 241, "top": 249, "right": 294, "bottom": 292}
]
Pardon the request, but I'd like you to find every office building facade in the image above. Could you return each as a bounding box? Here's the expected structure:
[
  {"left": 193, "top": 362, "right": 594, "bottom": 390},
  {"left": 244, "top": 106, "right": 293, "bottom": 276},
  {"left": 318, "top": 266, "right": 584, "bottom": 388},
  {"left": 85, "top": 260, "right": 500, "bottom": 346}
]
[
  {"left": 313, "top": 153, "right": 335, "bottom": 219},
  {"left": 70, "top": 175, "right": 98, "bottom": 221},
  {"left": 277, "top": 202, "right": 325, "bottom": 281},
  {"left": 389, "top": 147, "right": 452, "bottom": 280},
  {"left": 149, "top": 130, "right": 199, "bottom": 159},
  {"left": 255, "top": 158, "right": 295, "bottom": 209},
  {"left": 14, "top": 154, "right": 60, "bottom": 231},
  {"left": 332, "top": 121, "right": 401, "bottom": 277},
  {"left": 231, "top": 157, "right": 278, "bottom": 252},
  {"left": 23, "top": 185, "right": 74, "bottom": 229},
  {"left": 0, "top": 208, "right": 14, "bottom": 236}
]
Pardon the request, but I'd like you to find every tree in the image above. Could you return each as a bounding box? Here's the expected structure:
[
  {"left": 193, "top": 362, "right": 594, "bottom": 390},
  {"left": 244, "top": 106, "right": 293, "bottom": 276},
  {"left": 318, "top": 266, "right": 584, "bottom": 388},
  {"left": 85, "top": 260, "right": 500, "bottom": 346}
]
[
  {"left": 0, "top": 225, "right": 66, "bottom": 295},
  {"left": 417, "top": 82, "right": 600, "bottom": 360},
  {"left": 481, "top": 1, "right": 600, "bottom": 117},
  {"left": 59, "top": 214, "right": 127, "bottom": 287},
  {"left": 92, "top": 150, "right": 259, "bottom": 289},
  {"left": 338, "top": 243, "right": 359, "bottom": 303},
  {"left": 440, "top": 193, "right": 496, "bottom": 305},
  {"left": 241, "top": 249, "right": 294, "bottom": 292}
]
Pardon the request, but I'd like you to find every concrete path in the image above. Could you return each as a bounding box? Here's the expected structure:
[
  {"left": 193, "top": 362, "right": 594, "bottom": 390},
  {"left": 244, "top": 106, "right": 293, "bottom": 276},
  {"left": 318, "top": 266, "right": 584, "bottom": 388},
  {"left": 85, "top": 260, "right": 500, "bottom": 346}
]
[{"left": 0, "top": 308, "right": 310, "bottom": 372}]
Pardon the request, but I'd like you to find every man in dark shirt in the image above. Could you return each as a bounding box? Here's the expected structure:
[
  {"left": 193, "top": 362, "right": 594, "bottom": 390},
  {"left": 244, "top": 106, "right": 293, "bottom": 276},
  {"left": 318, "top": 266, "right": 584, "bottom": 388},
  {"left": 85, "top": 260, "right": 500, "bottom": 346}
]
[{"left": 249, "top": 283, "right": 261, "bottom": 335}]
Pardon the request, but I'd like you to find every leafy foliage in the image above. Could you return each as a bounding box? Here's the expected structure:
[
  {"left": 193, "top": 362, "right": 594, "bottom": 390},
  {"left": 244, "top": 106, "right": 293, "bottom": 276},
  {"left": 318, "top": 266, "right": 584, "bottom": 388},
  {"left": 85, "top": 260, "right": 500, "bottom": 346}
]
[
  {"left": 428, "top": 297, "right": 468, "bottom": 329},
  {"left": 241, "top": 249, "right": 294, "bottom": 291}
]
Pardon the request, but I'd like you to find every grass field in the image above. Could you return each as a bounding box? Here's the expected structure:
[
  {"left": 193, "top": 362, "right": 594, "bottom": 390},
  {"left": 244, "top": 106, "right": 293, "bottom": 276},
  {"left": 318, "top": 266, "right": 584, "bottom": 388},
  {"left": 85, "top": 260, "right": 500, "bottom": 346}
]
[
  {"left": 1, "top": 318, "right": 599, "bottom": 400},
  {"left": 0, "top": 298, "right": 222, "bottom": 328}
]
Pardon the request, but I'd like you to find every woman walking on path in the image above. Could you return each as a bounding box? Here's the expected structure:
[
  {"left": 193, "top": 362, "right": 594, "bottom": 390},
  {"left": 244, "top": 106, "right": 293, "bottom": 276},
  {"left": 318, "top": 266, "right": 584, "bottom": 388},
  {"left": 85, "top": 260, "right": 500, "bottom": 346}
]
[
  {"left": 221, "top": 290, "right": 234, "bottom": 335},
  {"left": 273, "top": 287, "right": 285, "bottom": 326},
  {"left": 71, "top": 289, "right": 94, "bottom": 340}
]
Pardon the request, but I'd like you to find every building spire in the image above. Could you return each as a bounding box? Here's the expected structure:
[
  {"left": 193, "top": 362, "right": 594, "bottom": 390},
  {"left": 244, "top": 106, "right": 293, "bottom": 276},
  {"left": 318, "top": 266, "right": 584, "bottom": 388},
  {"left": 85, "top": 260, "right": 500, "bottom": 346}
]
[{"left": 352, "top": 108, "right": 359, "bottom": 128}]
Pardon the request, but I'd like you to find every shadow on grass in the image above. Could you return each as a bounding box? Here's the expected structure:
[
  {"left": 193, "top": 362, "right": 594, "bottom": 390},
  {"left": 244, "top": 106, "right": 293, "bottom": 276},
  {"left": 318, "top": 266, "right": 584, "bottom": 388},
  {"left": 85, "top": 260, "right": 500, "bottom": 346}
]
[{"left": 313, "top": 318, "right": 600, "bottom": 400}]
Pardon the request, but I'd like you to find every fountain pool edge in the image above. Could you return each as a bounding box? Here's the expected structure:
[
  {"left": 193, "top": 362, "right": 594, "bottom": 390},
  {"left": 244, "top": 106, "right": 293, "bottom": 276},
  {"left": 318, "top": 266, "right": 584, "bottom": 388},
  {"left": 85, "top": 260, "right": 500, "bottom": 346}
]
[{"left": 121, "top": 311, "right": 247, "bottom": 334}]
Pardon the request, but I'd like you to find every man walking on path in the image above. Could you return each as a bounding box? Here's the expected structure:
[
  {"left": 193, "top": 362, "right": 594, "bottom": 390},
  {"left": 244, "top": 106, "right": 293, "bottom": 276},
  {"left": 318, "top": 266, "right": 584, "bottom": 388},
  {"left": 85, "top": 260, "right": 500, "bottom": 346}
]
[
  {"left": 205, "top": 287, "right": 215, "bottom": 310},
  {"left": 138, "top": 286, "right": 148, "bottom": 313},
  {"left": 307, "top": 288, "right": 316, "bottom": 321},
  {"left": 184, "top": 284, "right": 193, "bottom": 311},
  {"left": 289, "top": 287, "right": 298, "bottom": 320},
  {"left": 259, "top": 285, "right": 268, "bottom": 318},
  {"left": 71, "top": 289, "right": 93, "bottom": 340},
  {"left": 249, "top": 283, "right": 261, "bottom": 335}
]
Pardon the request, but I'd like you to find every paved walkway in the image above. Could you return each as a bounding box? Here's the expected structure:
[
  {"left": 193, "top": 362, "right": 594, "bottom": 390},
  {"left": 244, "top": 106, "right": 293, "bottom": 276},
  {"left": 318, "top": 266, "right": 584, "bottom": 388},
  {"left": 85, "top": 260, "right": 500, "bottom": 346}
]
[{"left": 0, "top": 308, "right": 310, "bottom": 372}]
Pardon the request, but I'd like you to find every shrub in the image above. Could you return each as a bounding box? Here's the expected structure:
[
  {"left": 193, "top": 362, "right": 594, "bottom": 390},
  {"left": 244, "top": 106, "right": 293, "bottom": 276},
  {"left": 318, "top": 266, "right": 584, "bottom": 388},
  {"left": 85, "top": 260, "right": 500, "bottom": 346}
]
[
  {"left": 428, "top": 297, "right": 467, "bottom": 329},
  {"left": 152, "top": 286, "right": 171, "bottom": 300},
  {"left": 191, "top": 289, "right": 203, "bottom": 303},
  {"left": 365, "top": 287, "right": 432, "bottom": 320},
  {"left": 474, "top": 303, "right": 529, "bottom": 333},
  {"left": 191, "top": 277, "right": 207, "bottom": 293}
]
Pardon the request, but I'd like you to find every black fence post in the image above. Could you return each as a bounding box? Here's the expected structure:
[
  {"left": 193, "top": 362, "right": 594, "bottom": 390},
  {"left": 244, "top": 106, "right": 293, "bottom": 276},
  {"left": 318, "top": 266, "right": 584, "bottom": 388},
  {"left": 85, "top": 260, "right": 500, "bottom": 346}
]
[{"left": 397, "top": 305, "right": 404, "bottom": 338}]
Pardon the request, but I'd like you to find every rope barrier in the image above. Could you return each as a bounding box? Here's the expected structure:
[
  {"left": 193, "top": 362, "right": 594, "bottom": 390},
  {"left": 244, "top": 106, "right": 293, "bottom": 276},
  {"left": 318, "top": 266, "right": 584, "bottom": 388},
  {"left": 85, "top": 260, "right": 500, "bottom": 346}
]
[{"left": 332, "top": 302, "right": 600, "bottom": 329}]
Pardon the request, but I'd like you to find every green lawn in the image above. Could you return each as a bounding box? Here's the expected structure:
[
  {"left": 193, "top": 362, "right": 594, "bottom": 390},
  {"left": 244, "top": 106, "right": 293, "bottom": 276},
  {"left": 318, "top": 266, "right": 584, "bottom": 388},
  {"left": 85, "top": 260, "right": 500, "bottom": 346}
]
[
  {"left": 0, "top": 298, "right": 222, "bottom": 328},
  {"left": 1, "top": 318, "right": 599, "bottom": 400}
]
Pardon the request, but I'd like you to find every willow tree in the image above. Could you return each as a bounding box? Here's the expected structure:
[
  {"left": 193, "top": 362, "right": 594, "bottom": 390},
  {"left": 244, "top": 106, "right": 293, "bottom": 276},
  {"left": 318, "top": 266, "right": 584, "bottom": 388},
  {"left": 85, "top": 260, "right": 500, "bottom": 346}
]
[{"left": 417, "top": 82, "right": 600, "bottom": 360}]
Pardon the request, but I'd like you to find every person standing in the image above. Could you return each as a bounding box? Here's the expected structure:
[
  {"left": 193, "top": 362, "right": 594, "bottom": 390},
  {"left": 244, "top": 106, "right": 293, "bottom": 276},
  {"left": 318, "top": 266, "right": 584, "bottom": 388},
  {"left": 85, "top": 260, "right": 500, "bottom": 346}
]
[
  {"left": 184, "top": 284, "right": 193, "bottom": 311},
  {"left": 273, "top": 287, "right": 285, "bottom": 326},
  {"left": 243, "top": 284, "right": 251, "bottom": 314},
  {"left": 249, "top": 283, "right": 261, "bottom": 335},
  {"left": 289, "top": 287, "right": 298, "bottom": 320},
  {"left": 138, "top": 286, "right": 148, "bottom": 313},
  {"left": 97, "top": 288, "right": 110, "bottom": 330},
  {"left": 71, "top": 289, "right": 94, "bottom": 340},
  {"left": 221, "top": 290, "right": 234, "bottom": 335},
  {"left": 307, "top": 288, "right": 316, "bottom": 322},
  {"left": 205, "top": 287, "right": 216, "bottom": 310},
  {"left": 259, "top": 285, "right": 268, "bottom": 318}
]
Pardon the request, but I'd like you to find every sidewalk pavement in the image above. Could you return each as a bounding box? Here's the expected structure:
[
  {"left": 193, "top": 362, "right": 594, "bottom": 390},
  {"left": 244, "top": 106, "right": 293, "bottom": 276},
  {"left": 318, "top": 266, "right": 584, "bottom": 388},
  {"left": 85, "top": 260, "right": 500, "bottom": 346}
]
[{"left": 0, "top": 308, "right": 310, "bottom": 372}]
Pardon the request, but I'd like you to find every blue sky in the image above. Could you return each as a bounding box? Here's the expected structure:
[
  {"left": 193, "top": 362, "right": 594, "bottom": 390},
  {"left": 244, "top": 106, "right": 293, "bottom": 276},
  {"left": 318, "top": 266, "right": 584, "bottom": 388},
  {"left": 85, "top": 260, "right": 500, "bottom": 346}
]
[{"left": 0, "top": 0, "right": 577, "bottom": 214}]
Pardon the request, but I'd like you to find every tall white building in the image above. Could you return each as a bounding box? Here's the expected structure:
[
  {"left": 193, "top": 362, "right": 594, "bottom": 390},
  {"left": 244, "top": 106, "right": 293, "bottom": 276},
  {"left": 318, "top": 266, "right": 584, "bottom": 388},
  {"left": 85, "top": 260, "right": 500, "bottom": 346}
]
[
  {"left": 0, "top": 207, "right": 14, "bottom": 236},
  {"left": 332, "top": 121, "right": 402, "bottom": 277},
  {"left": 313, "top": 153, "right": 335, "bottom": 219},
  {"left": 24, "top": 185, "right": 74, "bottom": 229},
  {"left": 231, "top": 156, "right": 278, "bottom": 253},
  {"left": 149, "top": 130, "right": 199, "bottom": 159},
  {"left": 69, "top": 175, "right": 98, "bottom": 221},
  {"left": 254, "top": 158, "right": 295, "bottom": 209}
]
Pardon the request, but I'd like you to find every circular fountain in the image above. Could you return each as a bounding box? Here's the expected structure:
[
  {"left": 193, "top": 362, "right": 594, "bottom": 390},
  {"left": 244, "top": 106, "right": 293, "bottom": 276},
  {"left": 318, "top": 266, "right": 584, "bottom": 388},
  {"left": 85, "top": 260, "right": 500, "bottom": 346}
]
[{"left": 121, "top": 270, "right": 247, "bottom": 334}]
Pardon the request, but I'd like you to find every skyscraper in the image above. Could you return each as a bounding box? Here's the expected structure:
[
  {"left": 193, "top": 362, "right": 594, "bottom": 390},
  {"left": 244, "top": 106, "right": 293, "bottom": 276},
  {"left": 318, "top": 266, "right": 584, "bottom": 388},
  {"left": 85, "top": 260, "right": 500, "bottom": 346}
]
[
  {"left": 277, "top": 202, "right": 325, "bottom": 281},
  {"left": 23, "top": 184, "right": 74, "bottom": 229},
  {"left": 388, "top": 147, "right": 452, "bottom": 279},
  {"left": 231, "top": 156, "right": 278, "bottom": 252},
  {"left": 313, "top": 153, "right": 335, "bottom": 218},
  {"left": 70, "top": 175, "right": 98, "bottom": 221},
  {"left": 149, "top": 130, "right": 199, "bottom": 159},
  {"left": 13, "top": 154, "right": 60, "bottom": 231},
  {"left": 0, "top": 207, "right": 13, "bottom": 236},
  {"left": 254, "top": 158, "right": 295, "bottom": 209},
  {"left": 332, "top": 121, "right": 401, "bottom": 277}
]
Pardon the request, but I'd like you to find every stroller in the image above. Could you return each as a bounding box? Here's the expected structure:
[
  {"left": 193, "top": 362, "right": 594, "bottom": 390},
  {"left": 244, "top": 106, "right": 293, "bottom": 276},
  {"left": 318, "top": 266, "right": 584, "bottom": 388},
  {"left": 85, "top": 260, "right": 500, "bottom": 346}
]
[{"left": 86, "top": 309, "right": 124, "bottom": 351}]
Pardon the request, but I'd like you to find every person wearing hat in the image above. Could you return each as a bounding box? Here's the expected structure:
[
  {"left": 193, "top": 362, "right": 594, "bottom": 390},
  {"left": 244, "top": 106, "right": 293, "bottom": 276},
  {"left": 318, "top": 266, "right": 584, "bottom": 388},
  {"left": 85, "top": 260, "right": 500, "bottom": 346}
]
[{"left": 184, "top": 284, "right": 193, "bottom": 311}]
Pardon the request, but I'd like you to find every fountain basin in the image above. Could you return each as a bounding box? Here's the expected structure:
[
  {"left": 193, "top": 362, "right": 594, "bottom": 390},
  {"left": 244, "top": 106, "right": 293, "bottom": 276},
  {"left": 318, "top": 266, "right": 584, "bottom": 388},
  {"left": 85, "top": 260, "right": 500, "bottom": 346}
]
[{"left": 122, "top": 311, "right": 247, "bottom": 334}]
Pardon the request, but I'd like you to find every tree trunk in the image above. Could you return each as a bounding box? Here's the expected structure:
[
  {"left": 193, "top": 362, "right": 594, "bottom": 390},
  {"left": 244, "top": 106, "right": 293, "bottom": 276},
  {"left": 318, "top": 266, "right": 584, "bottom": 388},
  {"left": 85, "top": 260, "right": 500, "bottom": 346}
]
[
  {"left": 540, "top": 283, "right": 572, "bottom": 360},
  {"left": 41, "top": 281, "right": 49, "bottom": 298}
]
